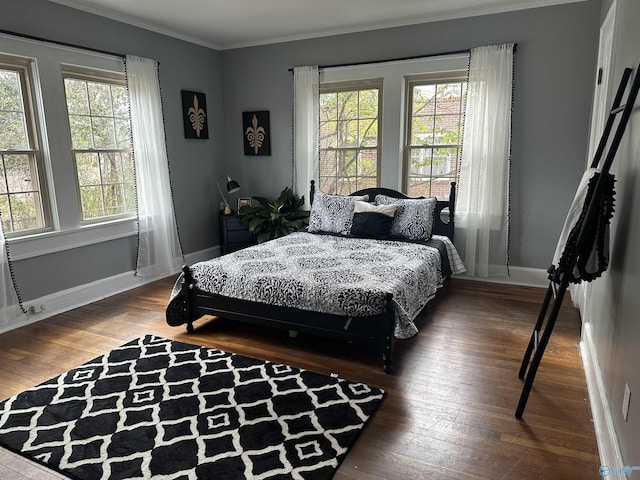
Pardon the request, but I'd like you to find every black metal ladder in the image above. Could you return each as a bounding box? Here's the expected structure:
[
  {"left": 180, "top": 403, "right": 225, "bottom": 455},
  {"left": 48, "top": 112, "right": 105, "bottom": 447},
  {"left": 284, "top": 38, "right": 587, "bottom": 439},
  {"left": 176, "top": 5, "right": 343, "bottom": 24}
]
[{"left": 515, "top": 64, "right": 640, "bottom": 419}]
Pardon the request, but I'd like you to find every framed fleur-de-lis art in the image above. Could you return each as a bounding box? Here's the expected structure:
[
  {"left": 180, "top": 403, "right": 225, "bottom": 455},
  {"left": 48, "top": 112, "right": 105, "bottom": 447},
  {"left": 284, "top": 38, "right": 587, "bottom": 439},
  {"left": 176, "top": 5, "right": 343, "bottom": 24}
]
[
  {"left": 242, "top": 111, "right": 271, "bottom": 156},
  {"left": 181, "top": 90, "right": 209, "bottom": 139}
]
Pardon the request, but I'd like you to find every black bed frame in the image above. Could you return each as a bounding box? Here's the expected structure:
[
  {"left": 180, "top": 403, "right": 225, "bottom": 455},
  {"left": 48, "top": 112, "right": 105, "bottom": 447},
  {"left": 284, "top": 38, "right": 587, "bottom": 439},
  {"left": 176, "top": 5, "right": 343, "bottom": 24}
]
[{"left": 172, "top": 182, "right": 456, "bottom": 373}]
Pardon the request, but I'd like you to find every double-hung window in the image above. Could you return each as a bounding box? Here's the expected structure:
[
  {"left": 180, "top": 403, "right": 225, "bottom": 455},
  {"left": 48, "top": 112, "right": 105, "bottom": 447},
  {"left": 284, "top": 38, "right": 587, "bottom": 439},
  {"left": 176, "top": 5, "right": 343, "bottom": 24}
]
[
  {"left": 404, "top": 73, "right": 467, "bottom": 199},
  {"left": 319, "top": 80, "right": 382, "bottom": 195},
  {"left": 0, "top": 55, "right": 49, "bottom": 235},
  {"left": 62, "top": 66, "right": 135, "bottom": 222}
]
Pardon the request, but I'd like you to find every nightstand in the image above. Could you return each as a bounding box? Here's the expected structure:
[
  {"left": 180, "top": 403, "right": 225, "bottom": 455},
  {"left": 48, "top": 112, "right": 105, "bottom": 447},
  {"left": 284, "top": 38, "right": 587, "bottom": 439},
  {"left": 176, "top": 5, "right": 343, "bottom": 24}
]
[{"left": 219, "top": 214, "right": 255, "bottom": 254}]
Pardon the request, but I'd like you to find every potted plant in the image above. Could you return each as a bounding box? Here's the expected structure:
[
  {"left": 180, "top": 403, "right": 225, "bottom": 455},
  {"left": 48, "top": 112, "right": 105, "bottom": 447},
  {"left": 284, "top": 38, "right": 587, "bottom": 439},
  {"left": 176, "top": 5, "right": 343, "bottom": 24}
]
[{"left": 238, "top": 187, "right": 309, "bottom": 243}]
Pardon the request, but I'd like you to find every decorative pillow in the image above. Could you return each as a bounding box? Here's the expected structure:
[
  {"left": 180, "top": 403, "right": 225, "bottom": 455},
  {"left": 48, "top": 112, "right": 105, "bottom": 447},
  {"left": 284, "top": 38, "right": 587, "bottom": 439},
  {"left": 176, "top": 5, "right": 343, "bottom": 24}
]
[
  {"left": 374, "top": 194, "right": 437, "bottom": 241},
  {"left": 350, "top": 201, "right": 398, "bottom": 239},
  {"left": 308, "top": 191, "right": 368, "bottom": 235}
]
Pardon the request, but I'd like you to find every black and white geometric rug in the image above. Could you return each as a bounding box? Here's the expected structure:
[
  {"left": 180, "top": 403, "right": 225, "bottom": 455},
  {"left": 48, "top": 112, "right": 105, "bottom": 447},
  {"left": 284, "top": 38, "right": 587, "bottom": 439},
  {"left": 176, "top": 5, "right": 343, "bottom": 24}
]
[{"left": 0, "top": 335, "right": 384, "bottom": 480}]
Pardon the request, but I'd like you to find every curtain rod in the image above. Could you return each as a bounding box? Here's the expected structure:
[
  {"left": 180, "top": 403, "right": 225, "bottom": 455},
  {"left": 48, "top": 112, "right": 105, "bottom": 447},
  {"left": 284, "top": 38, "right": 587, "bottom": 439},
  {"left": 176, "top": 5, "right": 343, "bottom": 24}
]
[
  {"left": 0, "top": 28, "right": 126, "bottom": 59},
  {"left": 288, "top": 43, "right": 517, "bottom": 72}
]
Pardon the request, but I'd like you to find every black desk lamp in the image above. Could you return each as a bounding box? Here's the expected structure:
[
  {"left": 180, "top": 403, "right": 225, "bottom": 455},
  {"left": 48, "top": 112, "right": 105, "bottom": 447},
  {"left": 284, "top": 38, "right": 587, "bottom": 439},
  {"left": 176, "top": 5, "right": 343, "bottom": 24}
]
[{"left": 218, "top": 175, "right": 240, "bottom": 215}]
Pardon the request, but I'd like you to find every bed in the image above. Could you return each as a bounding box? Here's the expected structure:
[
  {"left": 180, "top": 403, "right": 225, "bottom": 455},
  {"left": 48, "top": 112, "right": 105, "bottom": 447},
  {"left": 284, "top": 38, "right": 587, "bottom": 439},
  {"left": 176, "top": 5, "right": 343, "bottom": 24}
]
[{"left": 166, "top": 182, "right": 464, "bottom": 373}]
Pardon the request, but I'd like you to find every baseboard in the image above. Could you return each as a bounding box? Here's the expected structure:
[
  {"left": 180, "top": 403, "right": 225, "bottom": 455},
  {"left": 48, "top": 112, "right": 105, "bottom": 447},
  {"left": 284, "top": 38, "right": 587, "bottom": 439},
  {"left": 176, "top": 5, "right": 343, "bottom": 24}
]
[
  {"left": 184, "top": 245, "right": 219, "bottom": 266},
  {"left": 0, "top": 245, "right": 220, "bottom": 335},
  {"left": 455, "top": 266, "right": 548, "bottom": 288},
  {"left": 1, "top": 270, "right": 164, "bottom": 335},
  {"left": 580, "top": 322, "right": 625, "bottom": 479}
]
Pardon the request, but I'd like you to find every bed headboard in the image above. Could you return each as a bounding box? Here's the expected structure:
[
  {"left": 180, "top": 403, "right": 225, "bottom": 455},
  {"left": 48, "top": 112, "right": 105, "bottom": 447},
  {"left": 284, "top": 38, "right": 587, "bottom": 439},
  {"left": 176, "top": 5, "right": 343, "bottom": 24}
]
[{"left": 309, "top": 181, "right": 456, "bottom": 241}]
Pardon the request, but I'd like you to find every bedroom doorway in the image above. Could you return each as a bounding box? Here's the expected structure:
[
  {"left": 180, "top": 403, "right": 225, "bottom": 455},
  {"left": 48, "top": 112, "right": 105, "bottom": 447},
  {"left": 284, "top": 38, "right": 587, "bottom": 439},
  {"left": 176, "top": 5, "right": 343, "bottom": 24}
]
[{"left": 571, "top": 0, "right": 618, "bottom": 322}]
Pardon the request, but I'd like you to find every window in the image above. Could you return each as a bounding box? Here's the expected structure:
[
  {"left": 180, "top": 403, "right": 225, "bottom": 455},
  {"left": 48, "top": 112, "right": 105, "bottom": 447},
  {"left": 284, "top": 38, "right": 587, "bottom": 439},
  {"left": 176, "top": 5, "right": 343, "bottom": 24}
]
[
  {"left": 1, "top": 34, "right": 137, "bottom": 259},
  {"left": 0, "top": 56, "right": 49, "bottom": 235},
  {"left": 319, "top": 80, "right": 381, "bottom": 195},
  {"left": 404, "top": 73, "right": 467, "bottom": 199},
  {"left": 62, "top": 66, "right": 135, "bottom": 222}
]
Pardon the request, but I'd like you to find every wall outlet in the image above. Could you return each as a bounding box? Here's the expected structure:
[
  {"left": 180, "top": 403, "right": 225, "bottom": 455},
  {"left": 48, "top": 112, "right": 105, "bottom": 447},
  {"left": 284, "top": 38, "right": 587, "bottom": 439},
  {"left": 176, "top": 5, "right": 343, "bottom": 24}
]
[
  {"left": 28, "top": 304, "right": 46, "bottom": 315},
  {"left": 622, "top": 383, "right": 631, "bottom": 421}
]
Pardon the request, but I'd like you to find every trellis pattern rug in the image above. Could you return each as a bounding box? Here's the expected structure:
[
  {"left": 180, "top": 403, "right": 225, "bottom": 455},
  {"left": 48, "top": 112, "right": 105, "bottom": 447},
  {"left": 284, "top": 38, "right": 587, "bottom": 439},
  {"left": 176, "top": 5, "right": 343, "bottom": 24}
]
[{"left": 0, "top": 335, "right": 384, "bottom": 480}]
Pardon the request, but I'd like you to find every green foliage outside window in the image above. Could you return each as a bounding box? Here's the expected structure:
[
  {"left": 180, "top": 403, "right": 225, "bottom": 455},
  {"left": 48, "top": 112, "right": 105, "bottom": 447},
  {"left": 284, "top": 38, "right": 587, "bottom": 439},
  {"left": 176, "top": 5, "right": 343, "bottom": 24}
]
[
  {"left": 0, "top": 68, "right": 45, "bottom": 234},
  {"left": 407, "top": 80, "right": 466, "bottom": 199},
  {"left": 319, "top": 86, "right": 380, "bottom": 195},
  {"left": 64, "top": 77, "right": 135, "bottom": 221}
]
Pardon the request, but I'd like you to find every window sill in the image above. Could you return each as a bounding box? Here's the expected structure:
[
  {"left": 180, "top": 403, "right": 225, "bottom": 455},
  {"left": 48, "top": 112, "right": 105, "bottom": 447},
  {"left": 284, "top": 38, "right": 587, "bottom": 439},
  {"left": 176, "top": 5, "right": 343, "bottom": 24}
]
[{"left": 7, "top": 218, "right": 138, "bottom": 261}]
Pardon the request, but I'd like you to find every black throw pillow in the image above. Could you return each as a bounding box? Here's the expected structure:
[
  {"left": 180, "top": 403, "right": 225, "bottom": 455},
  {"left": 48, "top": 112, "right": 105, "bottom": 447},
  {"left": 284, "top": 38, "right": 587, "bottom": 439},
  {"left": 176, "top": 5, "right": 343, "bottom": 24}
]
[{"left": 351, "top": 212, "right": 394, "bottom": 239}]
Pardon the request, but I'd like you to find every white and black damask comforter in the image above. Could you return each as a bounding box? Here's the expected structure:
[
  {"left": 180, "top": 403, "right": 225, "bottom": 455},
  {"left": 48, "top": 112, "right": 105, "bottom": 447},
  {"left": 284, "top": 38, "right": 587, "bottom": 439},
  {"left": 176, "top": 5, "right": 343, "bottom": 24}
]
[{"left": 167, "top": 232, "right": 464, "bottom": 339}]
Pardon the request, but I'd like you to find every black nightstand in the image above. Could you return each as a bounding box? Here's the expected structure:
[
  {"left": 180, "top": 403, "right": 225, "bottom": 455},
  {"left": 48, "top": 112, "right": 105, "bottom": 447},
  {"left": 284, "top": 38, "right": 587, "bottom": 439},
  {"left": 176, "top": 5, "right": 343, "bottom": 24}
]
[{"left": 219, "top": 214, "right": 255, "bottom": 254}]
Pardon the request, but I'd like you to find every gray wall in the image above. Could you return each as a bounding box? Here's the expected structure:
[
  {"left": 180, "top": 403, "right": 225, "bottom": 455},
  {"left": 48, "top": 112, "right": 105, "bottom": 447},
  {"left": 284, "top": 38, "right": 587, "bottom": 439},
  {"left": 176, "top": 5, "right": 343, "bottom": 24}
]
[
  {"left": 0, "top": 0, "right": 224, "bottom": 300},
  {"left": 0, "top": 0, "right": 602, "bottom": 303},
  {"left": 588, "top": 0, "right": 640, "bottom": 465},
  {"left": 220, "top": 1, "right": 602, "bottom": 269}
]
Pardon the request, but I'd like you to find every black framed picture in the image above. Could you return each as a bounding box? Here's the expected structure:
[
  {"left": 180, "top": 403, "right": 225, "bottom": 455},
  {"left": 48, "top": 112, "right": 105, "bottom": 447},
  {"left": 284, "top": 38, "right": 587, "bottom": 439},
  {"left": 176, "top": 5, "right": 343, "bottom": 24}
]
[
  {"left": 182, "top": 90, "right": 209, "bottom": 139},
  {"left": 243, "top": 111, "right": 270, "bottom": 156}
]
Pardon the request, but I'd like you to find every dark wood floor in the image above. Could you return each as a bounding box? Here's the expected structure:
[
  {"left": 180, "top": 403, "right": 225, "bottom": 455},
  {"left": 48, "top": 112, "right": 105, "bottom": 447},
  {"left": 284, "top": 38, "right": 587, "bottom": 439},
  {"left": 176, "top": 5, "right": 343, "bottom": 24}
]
[{"left": 0, "top": 277, "right": 600, "bottom": 479}]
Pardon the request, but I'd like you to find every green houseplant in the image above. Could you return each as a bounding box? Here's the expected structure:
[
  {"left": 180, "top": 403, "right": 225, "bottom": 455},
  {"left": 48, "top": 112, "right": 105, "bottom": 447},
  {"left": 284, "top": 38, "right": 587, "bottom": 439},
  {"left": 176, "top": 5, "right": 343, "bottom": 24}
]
[{"left": 238, "top": 187, "right": 309, "bottom": 243}]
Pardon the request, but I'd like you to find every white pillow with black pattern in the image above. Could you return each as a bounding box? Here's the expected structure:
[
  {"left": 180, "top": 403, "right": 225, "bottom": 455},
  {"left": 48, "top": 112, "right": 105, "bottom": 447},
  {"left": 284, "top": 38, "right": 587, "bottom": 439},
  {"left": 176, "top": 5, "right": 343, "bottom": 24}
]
[
  {"left": 308, "top": 191, "right": 368, "bottom": 235},
  {"left": 374, "top": 194, "right": 437, "bottom": 241}
]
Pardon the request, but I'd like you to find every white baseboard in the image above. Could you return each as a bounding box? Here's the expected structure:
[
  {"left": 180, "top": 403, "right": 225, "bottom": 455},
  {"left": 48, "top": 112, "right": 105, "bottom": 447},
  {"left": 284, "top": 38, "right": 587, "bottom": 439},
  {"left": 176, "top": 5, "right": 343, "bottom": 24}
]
[
  {"left": 580, "top": 322, "right": 625, "bottom": 479},
  {"left": 455, "top": 266, "right": 548, "bottom": 288},
  {"left": 0, "top": 245, "right": 220, "bottom": 335}
]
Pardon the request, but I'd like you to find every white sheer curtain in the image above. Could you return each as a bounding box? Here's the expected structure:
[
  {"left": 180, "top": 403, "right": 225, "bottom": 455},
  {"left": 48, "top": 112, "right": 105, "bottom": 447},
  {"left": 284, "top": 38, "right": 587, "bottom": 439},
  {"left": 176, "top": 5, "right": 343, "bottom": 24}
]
[
  {"left": 455, "top": 43, "right": 514, "bottom": 277},
  {"left": 125, "top": 55, "right": 183, "bottom": 277},
  {"left": 293, "top": 66, "right": 319, "bottom": 208},
  {"left": 1, "top": 219, "right": 26, "bottom": 328}
]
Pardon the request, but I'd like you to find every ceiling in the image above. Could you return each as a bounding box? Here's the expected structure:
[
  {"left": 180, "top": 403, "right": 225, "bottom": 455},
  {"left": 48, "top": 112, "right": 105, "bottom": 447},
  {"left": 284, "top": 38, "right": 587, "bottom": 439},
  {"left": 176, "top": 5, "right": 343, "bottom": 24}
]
[{"left": 48, "top": 0, "right": 585, "bottom": 50}]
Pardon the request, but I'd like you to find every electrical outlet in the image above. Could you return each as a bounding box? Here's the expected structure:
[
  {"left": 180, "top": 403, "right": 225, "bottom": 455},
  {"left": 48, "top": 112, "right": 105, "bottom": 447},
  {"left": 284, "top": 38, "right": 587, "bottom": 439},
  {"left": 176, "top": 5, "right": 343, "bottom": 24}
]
[
  {"left": 28, "top": 304, "right": 46, "bottom": 315},
  {"left": 622, "top": 383, "right": 631, "bottom": 421}
]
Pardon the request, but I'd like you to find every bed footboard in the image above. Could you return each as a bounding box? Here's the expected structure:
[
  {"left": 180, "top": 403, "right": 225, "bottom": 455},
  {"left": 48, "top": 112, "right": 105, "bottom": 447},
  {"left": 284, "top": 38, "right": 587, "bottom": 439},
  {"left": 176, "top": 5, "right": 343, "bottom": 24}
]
[{"left": 170, "top": 272, "right": 397, "bottom": 373}]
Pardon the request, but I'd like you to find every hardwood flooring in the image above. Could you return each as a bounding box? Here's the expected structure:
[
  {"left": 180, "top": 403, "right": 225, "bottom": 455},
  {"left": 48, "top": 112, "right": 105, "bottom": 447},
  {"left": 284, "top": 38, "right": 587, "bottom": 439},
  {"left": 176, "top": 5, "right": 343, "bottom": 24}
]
[{"left": 0, "top": 277, "right": 600, "bottom": 479}]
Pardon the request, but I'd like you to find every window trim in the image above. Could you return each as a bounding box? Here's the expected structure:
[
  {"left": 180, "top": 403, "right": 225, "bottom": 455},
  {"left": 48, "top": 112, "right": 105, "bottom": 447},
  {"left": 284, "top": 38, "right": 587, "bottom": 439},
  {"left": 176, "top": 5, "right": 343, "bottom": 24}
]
[
  {"left": 319, "top": 53, "right": 469, "bottom": 193},
  {"left": 1, "top": 32, "right": 139, "bottom": 261},
  {"left": 403, "top": 71, "right": 467, "bottom": 197},
  {"left": 7, "top": 216, "right": 138, "bottom": 261},
  {"left": 0, "top": 54, "right": 53, "bottom": 237},
  {"left": 319, "top": 78, "right": 383, "bottom": 194}
]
